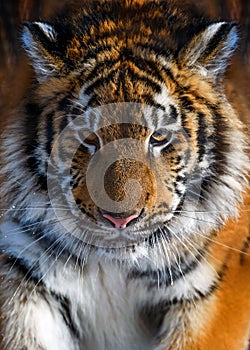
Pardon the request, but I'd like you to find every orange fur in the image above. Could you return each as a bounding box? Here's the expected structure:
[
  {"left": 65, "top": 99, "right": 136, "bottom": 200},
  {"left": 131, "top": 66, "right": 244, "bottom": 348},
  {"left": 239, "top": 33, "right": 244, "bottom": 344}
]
[
  {"left": 0, "top": 1, "right": 249, "bottom": 349},
  {"left": 189, "top": 189, "right": 250, "bottom": 350}
]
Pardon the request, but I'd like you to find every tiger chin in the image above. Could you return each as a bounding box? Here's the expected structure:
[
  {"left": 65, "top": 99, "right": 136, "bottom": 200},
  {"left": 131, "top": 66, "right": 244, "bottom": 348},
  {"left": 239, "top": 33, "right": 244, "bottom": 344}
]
[{"left": 0, "top": 1, "right": 249, "bottom": 349}]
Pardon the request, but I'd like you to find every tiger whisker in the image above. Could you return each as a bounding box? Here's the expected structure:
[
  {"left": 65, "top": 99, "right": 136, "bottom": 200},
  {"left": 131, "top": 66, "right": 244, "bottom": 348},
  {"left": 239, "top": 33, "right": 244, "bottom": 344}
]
[
  {"left": 178, "top": 230, "right": 223, "bottom": 277},
  {"left": 0, "top": 217, "right": 63, "bottom": 235},
  {"left": 29, "top": 235, "right": 72, "bottom": 299},
  {"left": 0, "top": 208, "right": 74, "bottom": 212},
  {"left": 172, "top": 209, "right": 250, "bottom": 213},
  {"left": 6, "top": 233, "right": 48, "bottom": 276},
  {"left": 186, "top": 188, "right": 218, "bottom": 205},
  {"left": 159, "top": 228, "right": 174, "bottom": 286},
  {"left": 7, "top": 229, "right": 66, "bottom": 305},
  {"left": 194, "top": 230, "right": 250, "bottom": 257},
  {"left": 6, "top": 217, "right": 73, "bottom": 303},
  {"left": 172, "top": 213, "right": 217, "bottom": 225},
  {"left": 167, "top": 226, "right": 219, "bottom": 278}
]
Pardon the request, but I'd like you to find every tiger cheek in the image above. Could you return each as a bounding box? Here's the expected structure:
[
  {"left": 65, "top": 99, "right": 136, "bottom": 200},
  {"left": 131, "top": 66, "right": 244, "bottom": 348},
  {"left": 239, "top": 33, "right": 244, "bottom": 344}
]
[
  {"left": 154, "top": 160, "right": 176, "bottom": 208},
  {"left": 70, "top": 148, "right": 96, "bottom": 218},
  {"left": 72, "top": 182, "right": 96, "bottom": 218}
]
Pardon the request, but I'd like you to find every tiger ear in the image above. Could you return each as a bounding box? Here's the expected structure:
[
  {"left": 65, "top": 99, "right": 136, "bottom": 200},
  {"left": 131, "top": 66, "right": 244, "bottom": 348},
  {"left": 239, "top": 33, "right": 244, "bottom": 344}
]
[
  {"left": 181, "top": 22, "right": 238, "bottom": 77},
  {"left": 22, "top": 21, "right": 64, "bottom": 81}
]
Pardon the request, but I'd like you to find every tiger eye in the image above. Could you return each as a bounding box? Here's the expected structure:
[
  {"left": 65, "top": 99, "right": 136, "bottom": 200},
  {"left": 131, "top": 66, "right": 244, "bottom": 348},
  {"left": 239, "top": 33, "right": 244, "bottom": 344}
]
[
  {"left": 83, "top": 132, "right": 100, "bottom": 150},
  {"left": 150, "top": 129, "right": 173, "bottom": 146}
]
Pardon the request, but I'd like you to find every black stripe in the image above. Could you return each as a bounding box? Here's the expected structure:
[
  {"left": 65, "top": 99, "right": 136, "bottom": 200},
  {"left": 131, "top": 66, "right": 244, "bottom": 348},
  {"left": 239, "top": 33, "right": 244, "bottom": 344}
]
[
  {"left": 135, "top": 42, "right": 173, "bottom": 59},
  {"left": 139, "top": 300, "right": 171, "bottom": 338},
  {"left": 128, "top": 247, "right": 205, "bottom": 288},
  {"left": 148, "top": 102, "right": 166, "bottom": 111},
  {"left": 121, "top": 71, "right": 130, "bottom": 102},
  {"left": 86, "top": 65, "right": 162, "bottom": 101},
  {"left": 126, "top": 67, "right": 162, "bottom": 93},
  {"left": 174, "top": 185, "right": 184, "bottom": 198},
  {"left": 24, "top": 102, "right": 48, "bottom": 191},
  {"left": 169, "top": 105, "right": 178, "bottom": 120},
  {"left": 146, "top": 227, "right": 172, "bottom": 248},
  {"left": 46, "top": 113, "right": 55, "bottom": 156},
  {"left": 114, "top": 72, "right": 123, "bottom": 98},
  {"left": 126, "top": 55, "right": 165, "bottom": 84},
  {"left": 197, "top": 112, "right": 207, "bottom": 161},
  {"left": 25, "top": 102, "right": 41, "bottom": 158},
  {"left": 160, "top": 142, "right": 176, "bottom": 156},
  {"left": 152, "top": 262, "right": 227, "bottom": 343},
  {"left": 179, "top": 95, "right": 194, "bottom": 111},
  {"left": 161, "top": 66, "right": 175, "bottom": 83},
  {"left": 4, "top": 255, "right": 40, "bottom": 284},
  {"left": 60, "top": 114, "right": 69, "bottom": 133},
  {"left": 85, "top": 69, "right": 117, "bottom": 96},
  {"left": 194, "top": 260, "right": 227, "bottom": 299},
  {"left": 58, "top": 95, "right": 71, "bottom": 112},
  {"left": 240, "top": 234, "right": 250, "bottom": 265},
  {"left": 201, "top": 23, "right": 235, "bottom": 62},
  {"left": 84, "top": 58, "right": 121, "bottom": 84},
  {"left": 95, "top": 27, "right": 123, "bottom": 41},
  {"left": 51, "top": 292, "right": 80, "bottom": 339},
  {"left": 180, "top": 111, "right": 192, "bottom": 138},
  {"left": 206, "top": 104, "right": 229, "bottom": 176},
  {"left": 139, "top": 94, "right": 163, "bottom": 107},
  {"left": 83, "top": 44, "right": 113, "bottom": 60}
]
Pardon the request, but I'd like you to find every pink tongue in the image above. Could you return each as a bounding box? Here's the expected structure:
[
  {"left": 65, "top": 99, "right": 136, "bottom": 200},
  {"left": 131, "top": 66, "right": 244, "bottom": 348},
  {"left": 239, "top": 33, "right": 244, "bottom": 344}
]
[{"left": 103, "top": 213, "right": 139, "bottom": 229}]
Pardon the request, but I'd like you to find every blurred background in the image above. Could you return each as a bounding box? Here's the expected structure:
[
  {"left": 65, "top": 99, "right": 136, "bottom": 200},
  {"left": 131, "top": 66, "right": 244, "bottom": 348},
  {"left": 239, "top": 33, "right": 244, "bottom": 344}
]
[{"left": 0, "top": 0, "right": 249, "bottom": 125}]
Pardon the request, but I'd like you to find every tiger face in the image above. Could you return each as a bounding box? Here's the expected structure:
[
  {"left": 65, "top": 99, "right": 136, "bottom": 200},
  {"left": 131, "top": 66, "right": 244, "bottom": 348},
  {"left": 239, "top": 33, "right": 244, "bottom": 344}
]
[{"left": 3, "top": 1, "right": 248, "bottom": 260}]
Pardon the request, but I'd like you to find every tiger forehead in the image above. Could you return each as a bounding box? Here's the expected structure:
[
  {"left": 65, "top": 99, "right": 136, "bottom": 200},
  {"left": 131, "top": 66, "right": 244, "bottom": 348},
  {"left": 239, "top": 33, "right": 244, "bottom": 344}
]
[
  {"left": 97, "top": 123, "right": 150, "bottom": 143},
  {"left": 66, "top": 3, "right": 179, "bottom": 61}
]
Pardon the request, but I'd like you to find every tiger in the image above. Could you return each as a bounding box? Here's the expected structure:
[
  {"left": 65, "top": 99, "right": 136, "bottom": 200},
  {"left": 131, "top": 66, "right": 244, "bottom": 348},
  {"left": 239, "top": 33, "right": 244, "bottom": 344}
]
[{"left": 0, "top": 0, "right": 249, "bottom": 349}]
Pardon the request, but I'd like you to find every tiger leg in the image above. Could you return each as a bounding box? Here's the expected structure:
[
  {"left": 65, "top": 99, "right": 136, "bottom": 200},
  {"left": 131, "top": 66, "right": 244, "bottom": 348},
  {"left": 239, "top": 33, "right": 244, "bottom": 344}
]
[
  {"left": 0, "top": 271, "right": 79, "bottom": 350},
  {"left": 155, "top": 199, "right": 250, "bottom": 350}
]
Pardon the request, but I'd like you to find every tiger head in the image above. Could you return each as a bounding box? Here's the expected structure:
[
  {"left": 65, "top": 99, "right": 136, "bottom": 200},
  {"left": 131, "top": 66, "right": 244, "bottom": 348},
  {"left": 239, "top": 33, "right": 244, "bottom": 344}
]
[{"left": 3, "top": 1, "right": 248, "bottom": 261}]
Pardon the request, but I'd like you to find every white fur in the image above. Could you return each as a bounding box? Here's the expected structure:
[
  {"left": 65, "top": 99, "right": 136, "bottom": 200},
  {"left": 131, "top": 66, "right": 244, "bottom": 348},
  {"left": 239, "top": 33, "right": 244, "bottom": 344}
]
[
  {"left": 186, "top": 22, "right": 226, "bottom": 67},
  {"left": 25, "top": 297, "right": 78, "bottom": 350},
  {"left": 33, "top": 22, "right": 57, "bottom": 41},
  {"left": 0, "top": 219, "right": 220, "bottom": 350},
  {"left": 22, "top": 25, "right": 58, "bottom": 80},
  {"left": 184, "top": 22, "right": 238, "bottom": 76},
  {"left": 0, "top": 34, "right": 249, "bottom": 349}
]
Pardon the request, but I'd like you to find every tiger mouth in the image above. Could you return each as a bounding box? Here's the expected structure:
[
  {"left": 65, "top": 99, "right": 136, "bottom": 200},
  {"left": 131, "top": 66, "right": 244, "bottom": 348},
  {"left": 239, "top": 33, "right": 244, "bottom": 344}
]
[
  {"left": 99, "top": 208, "right": 146, "bottom": 229},
  {"left": 71, "top": 222, "right": 171, "bottom": 254},
  {"left": 66, "top": 207, "right": 174, "bottom": 251}
]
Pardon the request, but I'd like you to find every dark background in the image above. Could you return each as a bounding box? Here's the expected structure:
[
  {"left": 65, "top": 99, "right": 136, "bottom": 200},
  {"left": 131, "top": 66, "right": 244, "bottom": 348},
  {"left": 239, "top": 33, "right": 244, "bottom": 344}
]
[{"left": 0, "top": 0, "right": 249, "bottom": 125}]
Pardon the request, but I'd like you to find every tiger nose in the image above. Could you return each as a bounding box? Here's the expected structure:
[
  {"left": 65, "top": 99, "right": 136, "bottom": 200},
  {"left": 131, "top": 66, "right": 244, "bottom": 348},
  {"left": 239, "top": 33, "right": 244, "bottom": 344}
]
[{"left": 102, "top": 212, "right": 139, "bottom": 229}]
